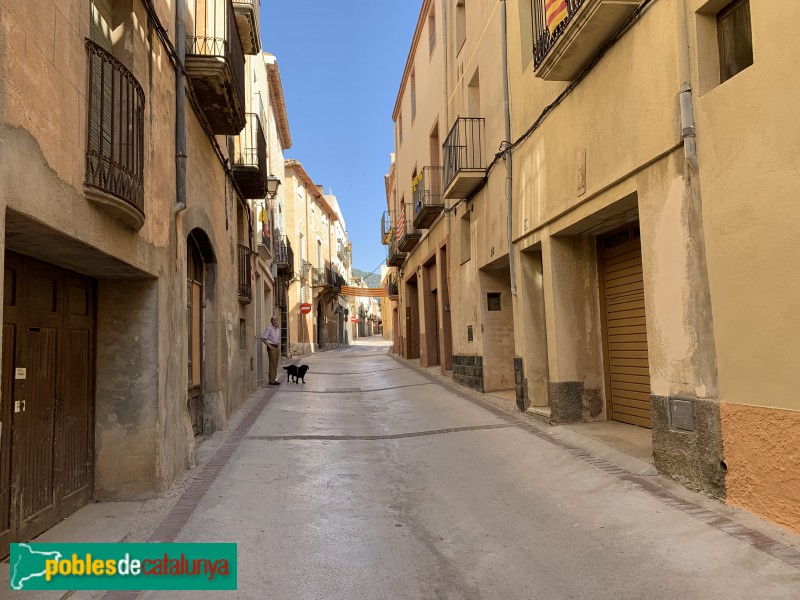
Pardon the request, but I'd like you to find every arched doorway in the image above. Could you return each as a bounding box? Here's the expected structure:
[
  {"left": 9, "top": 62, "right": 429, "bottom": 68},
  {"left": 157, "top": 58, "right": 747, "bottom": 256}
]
[
  {"left": 187, "top": 236, "right": 204, "bottom": 436},
  {"left": 187, "top": 229, "right": 216, "bottom": 436}
]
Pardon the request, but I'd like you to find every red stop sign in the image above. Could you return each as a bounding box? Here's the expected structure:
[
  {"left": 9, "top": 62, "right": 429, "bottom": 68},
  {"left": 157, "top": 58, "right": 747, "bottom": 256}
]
[{"left": 300, "top": 302, "right": 312, "bottom": 314}]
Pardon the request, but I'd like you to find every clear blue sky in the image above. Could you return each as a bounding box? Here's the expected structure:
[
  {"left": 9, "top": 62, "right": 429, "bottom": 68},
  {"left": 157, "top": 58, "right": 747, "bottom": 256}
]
[{"left": 261, "top": 1, "right": 420, "bottom": 274}]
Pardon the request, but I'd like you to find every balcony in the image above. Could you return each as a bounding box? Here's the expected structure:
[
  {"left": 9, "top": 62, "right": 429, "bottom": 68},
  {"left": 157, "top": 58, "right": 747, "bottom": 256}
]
[
  {"left": 312, "top": 267, "right": 326, "bottom": 288},
  {"left": 299, "top": 260, "right": 312, "bottom": 282},
  {"left": 186, "top": 0, "right": 246, "bottom": 134},
  {"left": 386, "top": 275, "right": 399, "bottom": 301},
  {"left": 412, "top": 166, "right": 444, "bottom": 229},
  {"left": 275, "top": 235, "right": 294, "bottom": 276},
  {"left": 84, "top": 40, "right": 146, "bottom": 230},
  {"left": 381, "top": 211, "right": 393, "bottom": 245},
  {"left": 230, "top": 113, "right": 267, "bottom": 198},
  {"left": 443, "top": 117, "right": 486, "bottom": 200},
  {"left": 232, "top": 0, "right": 261, "bottom": 54},
  {"left": 398, "top": 202, "right": 421, "bottom": 252},
  {"left": 237, "top": 243, "right": 252, "bottom": 302},
  {"left": 386, "top": 239, "right": 407, "bottom": 267},
  {"left": 533, "top": 0, "right": 642, "bottom": 81}
]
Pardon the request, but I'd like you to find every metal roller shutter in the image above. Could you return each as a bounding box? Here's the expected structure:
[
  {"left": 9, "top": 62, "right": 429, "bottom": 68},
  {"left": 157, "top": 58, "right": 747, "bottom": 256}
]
[{"left": 600, "top": 226, "right": 652, "bottom": 428}]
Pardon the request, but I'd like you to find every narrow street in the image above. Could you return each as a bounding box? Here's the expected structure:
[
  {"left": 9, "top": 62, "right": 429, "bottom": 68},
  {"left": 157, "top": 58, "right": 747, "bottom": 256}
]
[{"left": 135, "top": 339, "right": 799, "bottom": 600}]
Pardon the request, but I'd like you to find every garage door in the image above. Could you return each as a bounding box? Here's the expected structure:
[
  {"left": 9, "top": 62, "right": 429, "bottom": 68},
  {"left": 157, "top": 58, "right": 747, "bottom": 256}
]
[{"left": 600, "top": 225, "right": 651, "bottom": 428}]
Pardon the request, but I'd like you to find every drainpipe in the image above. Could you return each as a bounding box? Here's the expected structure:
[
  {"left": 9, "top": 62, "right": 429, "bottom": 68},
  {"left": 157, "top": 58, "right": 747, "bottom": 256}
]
[
  {"left": 500, "top": 0, "right": 516, "bottom": 295},
  {"left": 174, "top": 0, "right": 188, "bottom": 213},
  {"left": 441, "top": 0, "right": 451, "bottom": 301},
  {"left": 677, "top": 0, "right": 698, "bottom": 171}
]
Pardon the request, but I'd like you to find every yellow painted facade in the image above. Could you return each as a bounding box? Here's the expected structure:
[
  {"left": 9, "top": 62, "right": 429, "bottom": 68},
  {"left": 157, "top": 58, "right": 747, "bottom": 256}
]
[{"left": 387, "top": 0, "right": 800, "bottom": 534}]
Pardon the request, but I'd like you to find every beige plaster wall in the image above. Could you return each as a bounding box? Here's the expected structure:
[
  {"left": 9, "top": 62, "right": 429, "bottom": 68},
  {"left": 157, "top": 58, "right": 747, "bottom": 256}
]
[
  {"left": 479, "top": 267, "right": 515, "bottom": 391},
  {"left": 0, "top": 0, "right": 257, "bottom": 497},
  {"left": 509, "top": 0, "right": 681, "bottom": 238},
  {"left": 690, "top": 0, "right": 800, "bottom": 412},
  {"left": 721, "top": 403, "right": 800, "bottom": 535}
]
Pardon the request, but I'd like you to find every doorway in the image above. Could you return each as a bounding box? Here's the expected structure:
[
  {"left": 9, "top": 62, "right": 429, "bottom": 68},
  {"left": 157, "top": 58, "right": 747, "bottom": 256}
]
[
  {"left": 599, "top": 224, "right": 652, "bottom": 428},
  {"left": 187, "top": 236, "right": 204, "bottom": 436},
  {"left": 1, "top": 252, "right": 96, "bottom": 555}
]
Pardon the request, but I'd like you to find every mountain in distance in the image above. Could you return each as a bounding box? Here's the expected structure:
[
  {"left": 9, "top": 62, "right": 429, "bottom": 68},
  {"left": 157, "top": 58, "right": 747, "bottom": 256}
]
[{"left": 351, "top": 268, "right": 380, "bottom": 288}]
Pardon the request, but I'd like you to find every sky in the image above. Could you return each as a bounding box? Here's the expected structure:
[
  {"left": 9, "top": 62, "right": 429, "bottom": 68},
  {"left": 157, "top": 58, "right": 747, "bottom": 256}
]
[{"left": 260, "top": 1, "right": 421, "bottom": 275}]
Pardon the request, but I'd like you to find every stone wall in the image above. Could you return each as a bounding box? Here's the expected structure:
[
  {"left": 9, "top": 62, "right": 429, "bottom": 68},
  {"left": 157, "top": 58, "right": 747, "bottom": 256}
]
[{"left": 453, "top": 355, "right": 484, "bottom": 392}]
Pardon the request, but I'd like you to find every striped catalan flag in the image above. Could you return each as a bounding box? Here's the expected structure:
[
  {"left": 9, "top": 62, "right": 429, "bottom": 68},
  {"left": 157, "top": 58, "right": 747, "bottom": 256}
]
[
  {"left": 395, "top": 206, "right": 405, "bottom": 241},
  {"left": 545, "top": 0, "right": 569, "bottom": 34}
]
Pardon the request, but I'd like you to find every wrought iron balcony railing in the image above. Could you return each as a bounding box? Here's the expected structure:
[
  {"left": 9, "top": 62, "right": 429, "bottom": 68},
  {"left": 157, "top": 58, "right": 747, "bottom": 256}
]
[
  {"left": 186, "top": 0, "right": 245, "bottom": 133},
  {"left": 275, "top": 235, "right": 294, "bottom": 275},
  {"left": 386, "top": 274, "right": 399, "bottom": 298},
  {"left": 300, "top": 260, "right": 312, "bottom": 281},
  {"left": 230, "top": 112, "right": 267, "bottom": 198},
  {"left": 231, "top": 0, "right": 260, "bottom": 54},
  {"left": 237, "top": 243, "right": 252, "bottom": 301},
  {"left": 398, "top": 202, "right": 421, "bottom": 252},
  {"left": 381, "top": 211, "right": 393, "bottom": 245},
  {"left": 412, "top": 166, "right": 444, "bottom": 229},
  {"left": 386, "top": 238, "right": 407, "bottom": 267},
  {"left": 533, "top": 0, "right": 587, "bottom": 68},
  {"left": 443, "top": 117, "right": 486, "bottom": 197},
  {"left": 84, "top": 40, "right": 145, "bottom": 220}
]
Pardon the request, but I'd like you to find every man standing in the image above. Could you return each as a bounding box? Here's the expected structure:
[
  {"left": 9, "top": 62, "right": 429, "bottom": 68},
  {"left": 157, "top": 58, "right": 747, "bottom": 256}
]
[{"left": 261, "top": 316, "right": 281, "bottom": 385}]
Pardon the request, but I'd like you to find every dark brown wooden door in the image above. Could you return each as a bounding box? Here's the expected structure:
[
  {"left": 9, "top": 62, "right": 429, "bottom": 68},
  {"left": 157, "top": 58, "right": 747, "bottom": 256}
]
[{"left": 0, "top": 253, "right": 96, "bottom": 557}]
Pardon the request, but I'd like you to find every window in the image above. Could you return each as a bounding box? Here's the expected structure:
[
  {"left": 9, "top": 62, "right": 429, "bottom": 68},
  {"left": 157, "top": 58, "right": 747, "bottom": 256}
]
[
  {"left": 487, "top": 293, "right": 501, "bottom": 311},
  {"left": 410, "top": 70, "right": 417, "bottom": 121},
  {"left": 399, "top": 114, "right": 404, "bottom": 145},
  {"left": 239, "top": 319, "right": 247, "bottom": 350},
  {"left": 90, "top": 0, "right": 113, "bottom": 52},
  {"left": 460, "top": 209, "right": 471, "bottom": 264},
  {"left": 717, "top": 0, "right": 753, "bottom": 82},
  {"left": 456, "top": 0, "right": 466, "bottom": 55},
  {"left": 429, "top": 11, "right": 437, "bottom": 55}
]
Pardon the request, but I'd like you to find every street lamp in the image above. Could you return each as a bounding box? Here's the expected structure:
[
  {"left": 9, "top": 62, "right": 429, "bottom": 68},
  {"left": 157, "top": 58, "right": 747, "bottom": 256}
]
[{"left": 266, "top": 175, "right": 281, "bottom": 199}]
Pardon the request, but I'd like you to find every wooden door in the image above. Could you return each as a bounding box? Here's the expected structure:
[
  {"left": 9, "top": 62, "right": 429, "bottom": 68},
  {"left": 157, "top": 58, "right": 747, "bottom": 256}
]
[
  {"left": 432, "top": 290, "right": 440, "bottom": 366},
  {"left": 1, "top": 253, "right": 95, "bottom": 556},
  {"left": 599, "top": 225, "right": 652, "bottom": 428},
  {"left": 187, "top": 239, "right": 204, "bottom": 436}
]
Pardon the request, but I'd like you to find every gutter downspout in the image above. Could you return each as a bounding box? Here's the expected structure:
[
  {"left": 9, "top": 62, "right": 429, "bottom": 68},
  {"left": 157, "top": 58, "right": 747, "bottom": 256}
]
[
  {"left": 441, "top": 0, "right": 452, "bottom": 301},
  {"left": 677, "top": 0, "right": 698, "bottom": 171},
  {"left": 500, "top": 0, "right": 516, "bottom": 295},
  {"left": 174, "top": 0, "right": 187, "bottom": 213}
]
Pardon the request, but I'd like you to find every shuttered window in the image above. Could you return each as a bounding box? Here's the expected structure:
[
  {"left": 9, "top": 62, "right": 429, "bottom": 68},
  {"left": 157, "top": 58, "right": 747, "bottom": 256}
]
[
  {"left": 90, "top": 0, "right": 113, "bottom": 52},
  {"left": 89, "top": 0, "right": 114, "bottom": 160}
]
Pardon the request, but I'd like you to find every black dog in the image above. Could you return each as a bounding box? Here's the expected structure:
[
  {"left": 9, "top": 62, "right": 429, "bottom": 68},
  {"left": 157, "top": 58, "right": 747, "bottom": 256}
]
[{"left": 283, "top": 364, "right": 309, "bottom": 384}]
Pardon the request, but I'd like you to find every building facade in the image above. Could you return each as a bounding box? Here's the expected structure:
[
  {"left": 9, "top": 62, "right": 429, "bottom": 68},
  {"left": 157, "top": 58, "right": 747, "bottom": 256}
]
[
  {"left": 385, "top": 0, "right": 800, "bottom": 534},
  {"left": 0, "top": 0, "right": 276, "bottom": 554},
  {"left": 283, "top": 160, "right": 350, "bottom": 356}
]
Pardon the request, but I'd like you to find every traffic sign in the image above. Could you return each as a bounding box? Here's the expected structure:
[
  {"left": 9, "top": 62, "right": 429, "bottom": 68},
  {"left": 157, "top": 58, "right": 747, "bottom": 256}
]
[
  {"left": 351, "top": 317, "right": 359, "bottom": 323},
  {"left": 300, "top": 302, "right": 312, "bottom": 314}
]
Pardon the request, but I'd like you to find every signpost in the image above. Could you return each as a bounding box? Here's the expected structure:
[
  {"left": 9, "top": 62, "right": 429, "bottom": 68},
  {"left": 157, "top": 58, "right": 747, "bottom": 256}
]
[{"left": 300, "top": 302, "right": 312, "bottom": 314}]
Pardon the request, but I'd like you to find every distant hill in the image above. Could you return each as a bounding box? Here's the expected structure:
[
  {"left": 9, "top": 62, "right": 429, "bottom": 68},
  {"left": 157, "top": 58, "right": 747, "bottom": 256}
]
[{"left": 351, "top": 268, "right": 380, "bottom": 288}]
